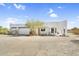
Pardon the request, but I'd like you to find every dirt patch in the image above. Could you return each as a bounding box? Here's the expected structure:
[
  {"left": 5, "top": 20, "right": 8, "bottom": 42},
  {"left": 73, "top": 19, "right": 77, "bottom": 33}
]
[{"left": 0, "top": 36, "right": 79, "bottom": 56}]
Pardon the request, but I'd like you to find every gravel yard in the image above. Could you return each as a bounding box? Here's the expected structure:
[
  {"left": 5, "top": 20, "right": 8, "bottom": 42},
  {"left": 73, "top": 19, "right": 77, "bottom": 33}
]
[{"left": 0, "top": 35, "right": 79, "bottom": 56}]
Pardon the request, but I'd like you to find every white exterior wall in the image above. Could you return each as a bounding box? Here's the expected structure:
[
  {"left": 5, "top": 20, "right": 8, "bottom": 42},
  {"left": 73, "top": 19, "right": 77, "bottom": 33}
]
[
  {"left": 10, "top": 24, "right": 26, "bottom": 28},
  {"left": 10, "top": 24, "right": 30, "bottom": 35},
  {"left": 39, "top": 20, "right": 67, "bottom": 36},
  {"left": 39, "top": 27, "right": 50, "bottom": 35},
  {"left": 18, "top": 28, "right": 30, "bottom": 35}
]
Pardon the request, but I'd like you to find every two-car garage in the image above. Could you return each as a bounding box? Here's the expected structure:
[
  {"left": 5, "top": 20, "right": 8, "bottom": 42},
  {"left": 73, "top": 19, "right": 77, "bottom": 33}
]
[{"left": 10, "top": 24, "right": 31, "bottom": 36}]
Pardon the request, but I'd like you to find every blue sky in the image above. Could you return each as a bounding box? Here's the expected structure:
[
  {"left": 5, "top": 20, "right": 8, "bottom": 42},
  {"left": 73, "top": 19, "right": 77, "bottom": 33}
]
[{"left": 0, "top": 3, "right": 79, "bottom": 29}]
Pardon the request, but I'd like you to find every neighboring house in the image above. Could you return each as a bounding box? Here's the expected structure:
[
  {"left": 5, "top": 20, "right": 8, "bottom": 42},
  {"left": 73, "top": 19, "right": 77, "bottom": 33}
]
[
  {"left": 10, "top": 20, "right": 67, "bottom": 36},
  {"left": 10, "top": 24, "right": 31, "bottom": 36}
]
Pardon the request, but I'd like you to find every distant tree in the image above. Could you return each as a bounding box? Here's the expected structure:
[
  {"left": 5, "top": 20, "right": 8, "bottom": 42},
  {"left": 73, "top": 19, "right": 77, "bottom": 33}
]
[
  {"left": 2, "top": 28, "right": 9, "bottom": 34},
  {"left": 71, "top": 27, "right": 78, "bottom": 30},
  {"left": 70, "top": 27, "right": 79, "bottom": 35},
  {"left": 0, "top": 26, "right": 2, "bottom": 29},
  {"left": 26, "top": 20, "right": 44, "bottom": 35},
  {"left": 0, "top": 26, "right": 8, "bottom": 34}
]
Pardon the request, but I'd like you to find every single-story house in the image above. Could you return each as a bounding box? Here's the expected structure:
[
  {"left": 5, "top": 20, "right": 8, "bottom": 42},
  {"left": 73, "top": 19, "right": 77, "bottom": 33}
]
[
  {"left": 10, "top": 24, "right": 31, "bottom": 36},
  {"left": 10, "top": 20, "right": 67, "bottom": 36},
  {"left": 38, "top": 20, "right": 67, "bottom": 36}
]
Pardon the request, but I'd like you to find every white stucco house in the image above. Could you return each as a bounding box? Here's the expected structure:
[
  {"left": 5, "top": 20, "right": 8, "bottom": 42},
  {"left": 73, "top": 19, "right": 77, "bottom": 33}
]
[
  {"left": 10, "top": 24, "right": 31, "bottom": 35},
  {"left": 10, "top": 20, "right": 67, "bottom": 36},
  {"left": 39, "top": 20, "right": 67, "bottom": 36}
]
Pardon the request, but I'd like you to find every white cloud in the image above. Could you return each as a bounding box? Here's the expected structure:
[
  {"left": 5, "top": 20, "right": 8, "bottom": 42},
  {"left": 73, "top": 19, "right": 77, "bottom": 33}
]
[
  {"left": 0, "top": 3, "right": 5, "bottom": 6},
  {"left": 58, "top": 6, "right": 62, "bottom": 9},
  {"left": 48, "top": 8, "right": 58, "bottom": 18},
  {"left": 75, "top": 16, "right": 79, "bottom": 21},
  {"left": 50, "top": 13, "right": 58, "bottom": 17},
  {"left": 13, "top": 4, "right": 26, "bottom": 10},
  {"left": 48, "top": 8, "right": 54, "bottom": 13},
  {"left": 4, "top": 17, "right": 18, "bottom": 28},
  {"left": 68, "top": 21, "right": 78, "bottom": 29},
  {"left": 69, "top": 21, "right": 76, "bottom": 24},
  {"left": 77, "top": 16, "right": 79, "bottom": 19},
  {"left": 5, "top": 18, "right": 18, "bottom": 24}
]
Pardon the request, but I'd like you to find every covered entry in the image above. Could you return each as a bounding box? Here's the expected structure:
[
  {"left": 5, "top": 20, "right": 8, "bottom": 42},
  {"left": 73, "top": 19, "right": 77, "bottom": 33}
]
[{"left": 50, "top": 28, "right": 57, "bottom": 36}]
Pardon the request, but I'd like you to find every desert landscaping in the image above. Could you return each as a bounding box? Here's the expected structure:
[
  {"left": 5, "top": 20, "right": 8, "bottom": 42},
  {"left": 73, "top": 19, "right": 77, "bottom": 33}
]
[
  {"left": 0, "top": 34, "right": 79, "bottom": 56},
  {"left": 1, "top": 3, "right": 79, "bottom": 56}
]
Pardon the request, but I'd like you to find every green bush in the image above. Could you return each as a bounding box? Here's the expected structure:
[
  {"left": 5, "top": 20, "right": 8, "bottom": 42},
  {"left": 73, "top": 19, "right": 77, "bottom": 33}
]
[
  {"left": 0, "top": 26, "right": 9, "bottom": 35},
  {"left": 26, "top": 20, "right": 44, "bottom": 35}
]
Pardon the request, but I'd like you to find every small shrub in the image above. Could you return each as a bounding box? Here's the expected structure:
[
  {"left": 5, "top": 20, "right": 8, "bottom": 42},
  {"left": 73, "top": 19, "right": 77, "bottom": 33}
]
[{"left": 69, "top": 27, "right": 79, "bottom": 35}]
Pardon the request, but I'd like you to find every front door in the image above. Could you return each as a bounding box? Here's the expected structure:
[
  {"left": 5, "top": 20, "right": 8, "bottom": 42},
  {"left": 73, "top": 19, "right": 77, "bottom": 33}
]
[
  {"left": 51, "top": 28, "right": 54, "bottom": 33},
  {"left": 50, "top": 28, "right": 54, "bottom": 35}
]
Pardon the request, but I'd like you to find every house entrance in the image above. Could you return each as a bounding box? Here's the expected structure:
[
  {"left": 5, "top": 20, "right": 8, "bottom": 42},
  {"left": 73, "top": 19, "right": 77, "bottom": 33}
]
[{"left": 51, "top": 28, "right": 54, "bottom": 33}]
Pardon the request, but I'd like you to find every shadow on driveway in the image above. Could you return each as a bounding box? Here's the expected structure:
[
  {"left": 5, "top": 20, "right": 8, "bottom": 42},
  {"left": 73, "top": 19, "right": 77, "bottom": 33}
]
[{"left": 71, "top": 40, "right": 79, "bottom": 44}]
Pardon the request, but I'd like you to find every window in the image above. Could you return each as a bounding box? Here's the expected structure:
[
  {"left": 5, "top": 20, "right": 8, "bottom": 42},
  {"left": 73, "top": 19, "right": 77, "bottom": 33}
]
[
  {"left": 51, "top": 28, "right": 54, "bottom": 33},
  {"left": 63, "top": 29, "right": 66, "bottom": 36},
  {"left": 11, "top": 27, "right": 16, "bottom": 29},
  {"left": 55, "top": 28, "right": 57, "bottom": 33},
  {"left": 19, "top": 27, "right": 26, "bottom": 29},
  {"left": 41, "top": 28, "right": 45, "bottom": 31},
  {"left": 64, "top": 29, "right": 65, "bottom": 33}
]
